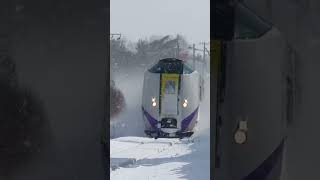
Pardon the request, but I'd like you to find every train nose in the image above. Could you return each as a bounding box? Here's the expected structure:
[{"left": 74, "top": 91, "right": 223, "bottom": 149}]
[
  {"left": 161, "top": 118, "right": 177, "bottom": 128},
  {"left": 160, "top": 118, "right": 180, "bottom": 135}
]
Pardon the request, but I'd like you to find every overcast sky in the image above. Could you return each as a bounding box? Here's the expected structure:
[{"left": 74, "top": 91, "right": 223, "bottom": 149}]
[{"left": 110, "top": 0, "right": 210, "bottom": 44}]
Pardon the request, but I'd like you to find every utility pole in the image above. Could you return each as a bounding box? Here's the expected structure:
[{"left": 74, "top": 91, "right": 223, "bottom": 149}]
[
  {"left": 199, "top": 42, "right": 209, "bottom": 101},
  {"left": 205, "top": 47, "right": 210, "bottom": 56},
  {"left": 176, "top": 38, "right": 180, "bottom": 59},
  {"left": 188, "top": 43, "right": 205, "bottom": 70},
  {"left": 199, "top": 42, "right": 209, "bottom": 76},
  {"left": 193, "top": 44, "right": 196, "bottom": 69}
]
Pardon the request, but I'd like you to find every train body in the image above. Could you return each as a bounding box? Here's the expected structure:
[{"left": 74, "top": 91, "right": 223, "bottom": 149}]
[
  {"left": 142, "top": 58, "right": 202, "bottom": 138},
  {"left": 214, "top": 2, "right": 291, "bottom": 180}
]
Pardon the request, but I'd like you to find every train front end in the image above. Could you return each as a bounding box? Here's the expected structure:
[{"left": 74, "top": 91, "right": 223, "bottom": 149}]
[{"left": 142, "top": 58, "right": 201, "bottom": 139}]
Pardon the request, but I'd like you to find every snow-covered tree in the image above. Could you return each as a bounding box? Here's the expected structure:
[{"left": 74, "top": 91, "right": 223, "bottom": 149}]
[{"left": 110, "top": 79, "right": 125, "bottom": 120}]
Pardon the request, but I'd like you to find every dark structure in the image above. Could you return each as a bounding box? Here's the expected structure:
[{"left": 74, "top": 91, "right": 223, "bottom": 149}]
[
  {"left": 213, "top": 2, "right": 289, "bottom": 180},
  {"left": 0, "top": 56, "right": 52, "bottom": 177},
  {"left": 1, "top": 0, "right": 108, "bottom": 179}
]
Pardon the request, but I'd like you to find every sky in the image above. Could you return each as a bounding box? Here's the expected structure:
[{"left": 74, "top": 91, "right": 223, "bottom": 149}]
[{"left": 110, "top": 0, "right": 210, "bottom": 44}]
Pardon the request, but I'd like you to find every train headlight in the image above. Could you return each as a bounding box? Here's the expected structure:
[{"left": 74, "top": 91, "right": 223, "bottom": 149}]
[
  {"left": 152, "top": 97, "right": 157, "bottom": 107},
  {"left": 182, "top": 99, "right": 188, "bottom": 108}
]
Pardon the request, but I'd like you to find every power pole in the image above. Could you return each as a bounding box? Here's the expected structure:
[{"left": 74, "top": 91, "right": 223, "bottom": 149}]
[
  {"left": 199, "top": 42, "right": 209, "bottom": 100},
  {"left": 193, "top": 44, "right": 196, "bottom": 69},
  {"left": 199, "top": 42, "right": 209, "bottom": 75},
  {"left": 177, "top": 39, "right": 180, "bottom": 59},
  {"left": 188, "top": 43, "right": 205, "bottom": 70}
]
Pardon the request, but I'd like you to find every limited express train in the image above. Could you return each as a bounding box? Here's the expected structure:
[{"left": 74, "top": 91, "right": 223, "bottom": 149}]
[
  {"left": 213, "top": 2, "right": 292, "bottom": 180},
  {"left": 141, "top": 58, "right": 202, "bottom": 138}
]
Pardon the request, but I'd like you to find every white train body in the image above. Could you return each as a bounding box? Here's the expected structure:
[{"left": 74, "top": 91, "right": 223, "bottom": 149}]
[{"left": 142, "top": 58, "right": 201, "bottom": 138}]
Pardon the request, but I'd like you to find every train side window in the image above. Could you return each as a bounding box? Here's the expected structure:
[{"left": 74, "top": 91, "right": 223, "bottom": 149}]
[{"left": 183, "top": 63, "right": 194, "bottom": 74}]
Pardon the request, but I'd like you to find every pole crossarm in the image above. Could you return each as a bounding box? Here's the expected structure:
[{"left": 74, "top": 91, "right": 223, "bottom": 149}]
[{"left": 109, "top": 33, "right": 122, "bottom": 40}]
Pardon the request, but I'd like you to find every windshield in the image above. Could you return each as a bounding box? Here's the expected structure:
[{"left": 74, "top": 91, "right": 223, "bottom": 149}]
[{"left": 148, "top": 58, "right": 194, "bottom": 74}]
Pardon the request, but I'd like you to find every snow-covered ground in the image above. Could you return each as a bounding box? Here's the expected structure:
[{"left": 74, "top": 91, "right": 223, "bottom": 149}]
[
  {"left": 110, "top": 132, "right": 209, "bottom": 180},
  {"left": 110, "top": 62, "right": 210, "bottom": 180}
]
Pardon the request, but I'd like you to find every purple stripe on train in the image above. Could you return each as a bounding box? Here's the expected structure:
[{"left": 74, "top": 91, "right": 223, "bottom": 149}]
[
  {"left": 142, "top": 107, "right": 158, "bottom": 129},
  {"left": 181, "top": 107, "right": 199, "bottom": 131},
  {"left": 142, "top": 106, "right": 199, "bottom": 132}
]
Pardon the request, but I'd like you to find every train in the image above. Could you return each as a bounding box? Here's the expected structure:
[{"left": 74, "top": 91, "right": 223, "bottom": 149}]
[
  {"left": 214, "top": 2, "right": 292, "bottom": 180},
  {"left": 141, "top": 58, "right": 202, "bottom": 138}
]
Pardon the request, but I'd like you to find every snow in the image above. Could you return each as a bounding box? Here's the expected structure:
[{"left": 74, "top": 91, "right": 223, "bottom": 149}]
[
  {"left": 110, "top": 63, "right": 210, "bottom": 179},
  {"left": 110, "top": 133, "right": 210, "bottom": 180},
  {"left": 110, "top": 69, "right": 146, "bottom": 138}
]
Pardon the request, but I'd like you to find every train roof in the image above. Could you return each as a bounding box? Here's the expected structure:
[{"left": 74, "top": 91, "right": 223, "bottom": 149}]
[{"left": 148, "top": 58, "right": 194, "bottom": 74}]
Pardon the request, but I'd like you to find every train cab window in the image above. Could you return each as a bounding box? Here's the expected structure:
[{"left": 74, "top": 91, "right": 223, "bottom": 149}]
[
  {"left": 165, "top": 80, "right": 176, "bottom": 94},
  {"left": 149, "top": 58, "right": 183, "bottom": 74},
  {"left": 234, "top": 3, "right": 272, "bottom": 39}
]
